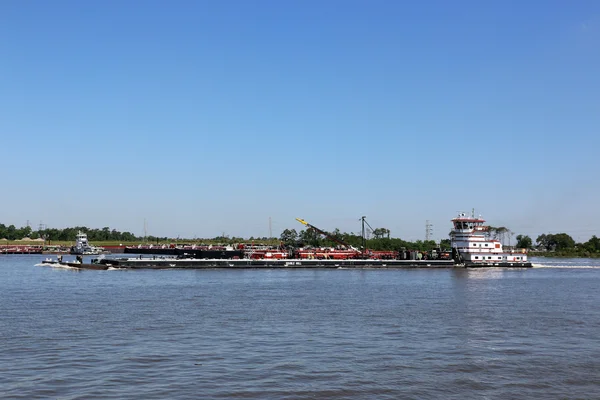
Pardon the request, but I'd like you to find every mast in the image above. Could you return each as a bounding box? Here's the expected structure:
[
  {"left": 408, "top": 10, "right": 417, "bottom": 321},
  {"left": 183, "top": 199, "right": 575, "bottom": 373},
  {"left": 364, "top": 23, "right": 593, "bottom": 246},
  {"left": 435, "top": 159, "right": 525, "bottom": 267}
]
[
  {"left": 361, "top": 216, "right": 366, "bottom": 253},
  {"left": 360, "top": 216, "right": 375, "bottom": 255}
]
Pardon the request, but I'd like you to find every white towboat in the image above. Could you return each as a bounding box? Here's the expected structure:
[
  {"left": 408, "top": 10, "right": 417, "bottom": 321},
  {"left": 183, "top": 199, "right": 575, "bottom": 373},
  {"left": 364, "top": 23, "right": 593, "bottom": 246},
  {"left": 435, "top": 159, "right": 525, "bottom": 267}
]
[
  {"left": 70, "top": 231, "right": 104, "bottom": 255},
  {"left": 450, "top": 212, "right": 531, "bottom": 267}
]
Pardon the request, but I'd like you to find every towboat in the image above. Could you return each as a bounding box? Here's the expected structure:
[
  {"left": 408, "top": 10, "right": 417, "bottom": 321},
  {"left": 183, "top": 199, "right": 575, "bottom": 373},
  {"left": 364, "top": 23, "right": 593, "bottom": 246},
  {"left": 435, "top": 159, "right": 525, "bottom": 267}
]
[
  {"left": 450, "top": 212, "right": 531, "bottom": 267},
  {"left": 70, "top": 231, "right": 104, "bottom": 255}
]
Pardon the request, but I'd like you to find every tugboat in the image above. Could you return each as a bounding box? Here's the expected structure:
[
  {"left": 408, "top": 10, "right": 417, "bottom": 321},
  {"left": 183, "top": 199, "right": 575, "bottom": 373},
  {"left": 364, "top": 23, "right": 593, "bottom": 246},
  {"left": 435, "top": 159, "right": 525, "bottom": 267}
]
[
  {"left": 450, "top": 212, "right": 531, "bottom": 267},
  {"left": 70, "top": 231, "right": 104, "bottom": 255}
]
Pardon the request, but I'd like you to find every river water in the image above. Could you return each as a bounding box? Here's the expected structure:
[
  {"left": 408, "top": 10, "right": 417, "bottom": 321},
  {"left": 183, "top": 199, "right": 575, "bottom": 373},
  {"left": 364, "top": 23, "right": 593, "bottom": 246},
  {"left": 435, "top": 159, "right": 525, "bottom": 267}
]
[{"left": 1, "top": 255, "right": 599, "bottom": 399}]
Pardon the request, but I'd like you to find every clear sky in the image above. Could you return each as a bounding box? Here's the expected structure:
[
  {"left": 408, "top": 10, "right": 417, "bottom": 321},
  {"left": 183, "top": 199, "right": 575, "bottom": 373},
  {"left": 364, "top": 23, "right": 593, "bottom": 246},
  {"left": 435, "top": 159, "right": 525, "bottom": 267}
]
[{"left": 1, "top": 0, "right": 599, "bottom": 242}]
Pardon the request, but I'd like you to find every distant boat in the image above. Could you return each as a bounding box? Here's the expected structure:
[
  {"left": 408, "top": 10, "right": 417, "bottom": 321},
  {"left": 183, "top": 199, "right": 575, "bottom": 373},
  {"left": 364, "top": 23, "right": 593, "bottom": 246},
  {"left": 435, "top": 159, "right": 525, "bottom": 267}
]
[{"left": 70, "top": 231, "right": 104, "bottom": 255}]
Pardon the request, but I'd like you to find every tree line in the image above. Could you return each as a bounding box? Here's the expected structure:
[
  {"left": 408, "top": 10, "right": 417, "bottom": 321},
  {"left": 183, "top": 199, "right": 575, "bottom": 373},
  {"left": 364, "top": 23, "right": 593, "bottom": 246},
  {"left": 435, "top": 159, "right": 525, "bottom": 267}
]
[
  {"left": 0, "top": 224, "right": 138, "bottom": 242},
  {"left": 512, "top": 232, "right": 599, "bottom": 257},
  {"left": 279, "top": 228, "right": 447, "bottom": 252},
  {"left": 481, "top": 226, "right": 600, "bottom": 256},
  {"left": 529, "top": 233, "right": 600, "bottom": 255},
  {"left": 1, "top": 221, "right": 598, "bottom": 256},
  {"left": 280, "top": 226, "right": 599, "bottom": 255}
]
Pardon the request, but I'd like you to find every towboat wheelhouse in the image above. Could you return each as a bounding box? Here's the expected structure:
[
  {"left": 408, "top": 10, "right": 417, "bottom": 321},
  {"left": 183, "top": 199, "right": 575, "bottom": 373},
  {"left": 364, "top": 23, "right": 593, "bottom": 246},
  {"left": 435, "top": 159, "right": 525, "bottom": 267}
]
[
  {"left": 450, "top": 212, "right": 528, "bottom": 265},
  {"left": 76, "top": 231, "right": 90, "bottom": 248}
]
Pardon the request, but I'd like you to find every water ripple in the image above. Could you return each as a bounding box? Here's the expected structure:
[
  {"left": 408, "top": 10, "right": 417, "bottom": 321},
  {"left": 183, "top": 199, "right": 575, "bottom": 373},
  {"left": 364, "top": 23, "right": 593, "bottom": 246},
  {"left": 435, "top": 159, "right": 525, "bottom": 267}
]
[{"left": 1, "top": 256, "right": 600, "bottom": 398}]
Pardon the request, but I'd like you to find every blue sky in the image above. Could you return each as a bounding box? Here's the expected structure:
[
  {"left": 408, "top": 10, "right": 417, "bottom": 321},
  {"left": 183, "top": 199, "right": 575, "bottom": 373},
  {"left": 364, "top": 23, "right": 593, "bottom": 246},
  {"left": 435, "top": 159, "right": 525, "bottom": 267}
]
[{"left": 1, "top": 0, "right": 599, "bottom": 242}]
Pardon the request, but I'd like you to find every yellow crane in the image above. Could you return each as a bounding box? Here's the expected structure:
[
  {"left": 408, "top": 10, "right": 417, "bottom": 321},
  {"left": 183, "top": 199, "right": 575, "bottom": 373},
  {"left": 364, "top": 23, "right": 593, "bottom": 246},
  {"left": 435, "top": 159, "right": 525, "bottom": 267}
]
[{"left": 295, "top": 218, "right": 359, "bottom": 252}]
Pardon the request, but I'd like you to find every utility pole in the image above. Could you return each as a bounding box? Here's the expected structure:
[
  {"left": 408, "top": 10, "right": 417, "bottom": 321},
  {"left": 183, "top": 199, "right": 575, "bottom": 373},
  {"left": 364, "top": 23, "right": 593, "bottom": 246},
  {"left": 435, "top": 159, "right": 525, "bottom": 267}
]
[
  {"left": 38, "top": 221, "right": 46, "bottom": 246},
  {"left": 269, "top": 216, "right": 272, "bottom": 239},
  {"left": 426, "top": 220, "right": 433, "bottom": 241}
]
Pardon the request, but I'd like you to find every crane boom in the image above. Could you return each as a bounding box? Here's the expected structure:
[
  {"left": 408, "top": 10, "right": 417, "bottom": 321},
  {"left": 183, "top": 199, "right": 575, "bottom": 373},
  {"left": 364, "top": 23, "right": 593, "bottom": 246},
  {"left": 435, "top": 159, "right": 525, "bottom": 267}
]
[{"left": 295, "top": 218, "right": 358, "bottom": 251}]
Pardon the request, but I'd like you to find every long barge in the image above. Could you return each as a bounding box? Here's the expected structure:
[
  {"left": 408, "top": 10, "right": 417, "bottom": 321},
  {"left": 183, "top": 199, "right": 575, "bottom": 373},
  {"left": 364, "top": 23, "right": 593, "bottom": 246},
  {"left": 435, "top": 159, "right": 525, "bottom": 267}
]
[
  {"left": 36, "top": 211, "right": 533, "bottom": 269},
  {"left": 39, "top": 256, "right": 531, "bottom": 269},
  {"left": 95, "top": 257, "right": 456, "bottom": 269}
]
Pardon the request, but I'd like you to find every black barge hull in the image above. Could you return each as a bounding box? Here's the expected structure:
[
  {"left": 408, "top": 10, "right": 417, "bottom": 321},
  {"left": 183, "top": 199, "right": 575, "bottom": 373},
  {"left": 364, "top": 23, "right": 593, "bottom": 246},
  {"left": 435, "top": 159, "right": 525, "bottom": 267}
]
[
  {"left": 41, "top": 260, "right": 109, "bottom": 270},
  {"left": 464, "top": 262, "right": 533, "bottom": 268},
  {"left": 100, "top": 258, "right": 457, "bottom": 269}
]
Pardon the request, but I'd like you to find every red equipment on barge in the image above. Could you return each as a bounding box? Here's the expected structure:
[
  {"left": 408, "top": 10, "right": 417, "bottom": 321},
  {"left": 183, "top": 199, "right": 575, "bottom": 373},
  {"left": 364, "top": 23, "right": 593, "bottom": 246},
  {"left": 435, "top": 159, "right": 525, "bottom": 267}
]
[{"left": 1, "top": 245, "right": 43, "bottom": 254}]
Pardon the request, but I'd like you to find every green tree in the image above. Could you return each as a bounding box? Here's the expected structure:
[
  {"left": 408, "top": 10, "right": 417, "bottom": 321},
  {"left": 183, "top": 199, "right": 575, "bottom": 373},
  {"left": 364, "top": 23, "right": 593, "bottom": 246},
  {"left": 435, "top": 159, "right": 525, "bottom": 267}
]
[
  {"left": 536, "top": 234, "right": 548, "bottom": 250},
  {"left": 6, "top": 225, "right": 16, "bottom": 240},
  {"left": 16, "top": 226, "right": 32, "bottom": 239},
  {"left": 369, "top": 237, "right": 395, "bottom": 250},
  {"left": 536, "top": 233, "right": 575, "bottom": 251},
  {"left": 516, "top": 234, "right": 533, "bottom": 249},
  {"left": 322, "top": 228, "right": 345, "bottom": 247},
  {"left": 489, "top": 226, "right": 512, "bottom": 245},
  {"left": 583, "top": 235, "right": 600, "bottom": 252},
  {"left": 552, "top": 233, "right": 575, "bottom": 251},
  {"left": 299, "top": 229, "right": 321, "bottom": 247},
  {"left": 280, "top": 229, "right": 298, "bottom": 247},
  {"left": 440, "top": 239, "right": 451, "bottom": 249},
  {"left": 372, "top": 228, "right": 391, "bottom": 239},
  {"left": 100, "top": 227, "right": 111, "bottom": 240}
]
